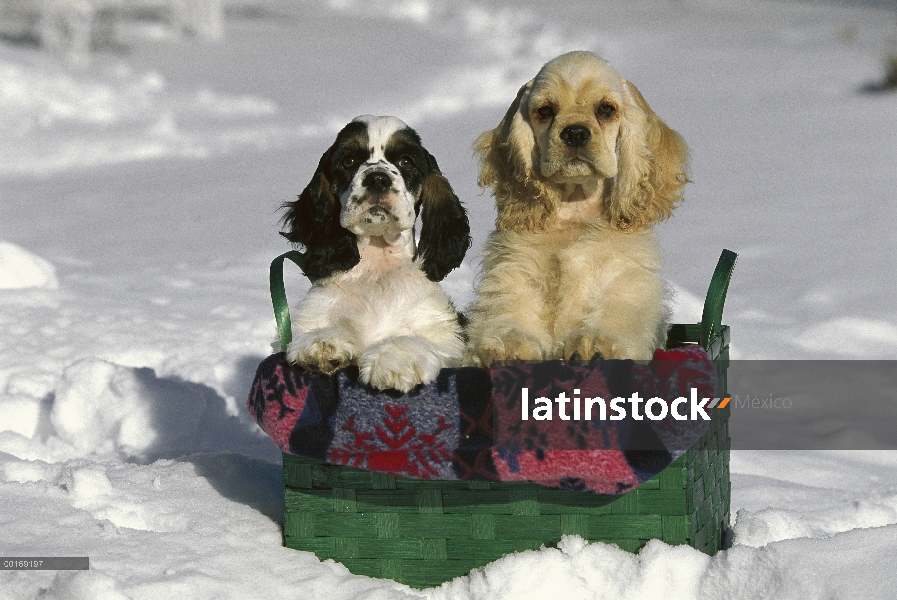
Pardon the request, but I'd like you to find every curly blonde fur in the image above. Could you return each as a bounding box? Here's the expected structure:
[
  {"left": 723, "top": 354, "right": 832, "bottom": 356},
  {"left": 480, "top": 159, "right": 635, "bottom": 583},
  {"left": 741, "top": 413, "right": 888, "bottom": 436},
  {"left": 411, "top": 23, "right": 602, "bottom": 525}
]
[
  {"left": 608, "top": 81, "right": 690, "bottom": 231},
  {"left": 466, "top": 51, "right": 690, "bottom": 365},
  {"left": 474, "top": 83, "right": 561, "bottom": 231}
]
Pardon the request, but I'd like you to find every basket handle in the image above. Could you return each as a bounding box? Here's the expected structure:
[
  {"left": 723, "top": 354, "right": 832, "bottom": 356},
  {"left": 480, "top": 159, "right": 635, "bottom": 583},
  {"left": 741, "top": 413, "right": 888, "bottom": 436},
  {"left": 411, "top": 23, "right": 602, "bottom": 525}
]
[
  {"left": 699, "top": 249, "right": 738, "bottom": 349},
  {"left": 270, "top": 250, "right": 306, "bottom": 352}
]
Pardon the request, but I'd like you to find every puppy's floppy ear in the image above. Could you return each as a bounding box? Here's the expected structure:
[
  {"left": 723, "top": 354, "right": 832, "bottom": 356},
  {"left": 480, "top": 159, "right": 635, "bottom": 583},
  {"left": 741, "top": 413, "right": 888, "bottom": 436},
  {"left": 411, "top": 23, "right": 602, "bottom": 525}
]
[
  {"left": 280, "top": 148, "right": 359, "bottom": 281},
  {"left": 608, "top": 79, "right": 690, "bottom": 231},
  {"left": 415, "top": 153, "right": 471, "bottom": 282},
  {"left": 474, "top": 81, "right": 557, "bottom": 231}
]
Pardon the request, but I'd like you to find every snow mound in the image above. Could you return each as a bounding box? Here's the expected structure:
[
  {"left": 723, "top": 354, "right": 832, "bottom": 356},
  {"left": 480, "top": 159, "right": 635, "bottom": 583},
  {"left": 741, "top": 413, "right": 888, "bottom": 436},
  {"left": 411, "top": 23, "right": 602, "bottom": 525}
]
[
  {"left": 46, "top": 358, "right": 273, "bottom": 463},
  {"left": 733, "top": 496, "right": 897, "bottom": 548},
  {"left": 0, "top": 241, "right": 59, "bottom": 290},
  {"left": 43, "top": 571, "right": 131, "bottom": 600},
  {"left": 436, "top": 537, "right": 711, "bottom": 600},
  {"left": 51, "top": 359, "right": 167, "bottom": 460},
  {"left": 0, "top": 394, "right": 44, "bottom": 438}
]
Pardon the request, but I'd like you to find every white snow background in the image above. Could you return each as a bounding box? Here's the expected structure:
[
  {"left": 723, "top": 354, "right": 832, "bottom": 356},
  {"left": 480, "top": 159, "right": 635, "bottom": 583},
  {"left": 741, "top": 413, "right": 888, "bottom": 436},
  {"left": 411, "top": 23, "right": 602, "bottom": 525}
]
[{"left": 2, "top": 0, "right": 897, "bottom": 598}]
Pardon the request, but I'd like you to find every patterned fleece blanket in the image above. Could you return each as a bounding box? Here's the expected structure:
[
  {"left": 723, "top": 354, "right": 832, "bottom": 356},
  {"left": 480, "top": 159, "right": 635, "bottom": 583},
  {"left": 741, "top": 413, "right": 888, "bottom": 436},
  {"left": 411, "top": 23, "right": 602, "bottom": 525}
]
[{"left": 247, "top": 346, "right": 718, "bottom": 495}]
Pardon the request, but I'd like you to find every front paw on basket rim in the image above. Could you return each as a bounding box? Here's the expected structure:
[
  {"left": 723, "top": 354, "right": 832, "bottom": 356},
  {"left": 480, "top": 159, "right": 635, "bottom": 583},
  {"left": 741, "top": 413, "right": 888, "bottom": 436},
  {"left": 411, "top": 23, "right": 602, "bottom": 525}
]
[
  {"left": 358, "top": 338, "right": 442, "bottom": 393},
  {"left": 287, "top": 336, "right": 356, "bottom": 375},
  {"left": 473, "top": 329, "right": 546, "bottom": 366},
  {"left": 567, "top": 351, "right": 604, "bottom": 366},
  {"left": 563, "top": 333, "right": 619, "bottom": 363}
]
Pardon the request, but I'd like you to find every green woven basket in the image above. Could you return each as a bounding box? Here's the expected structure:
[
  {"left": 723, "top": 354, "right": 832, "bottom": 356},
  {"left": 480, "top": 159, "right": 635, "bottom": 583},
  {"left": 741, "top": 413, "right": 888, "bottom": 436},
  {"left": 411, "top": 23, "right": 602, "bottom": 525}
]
[{"left": 280, "top": 250, "right": 737, "bottom": 589}]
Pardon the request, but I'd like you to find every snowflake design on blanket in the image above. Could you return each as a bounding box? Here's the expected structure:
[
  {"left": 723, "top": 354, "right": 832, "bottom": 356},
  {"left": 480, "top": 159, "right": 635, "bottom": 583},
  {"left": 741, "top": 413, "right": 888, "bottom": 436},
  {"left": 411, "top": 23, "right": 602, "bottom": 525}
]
[
  {"left": 246, "top": 347, "right": 718, "bottom": 494},
  {"left": 326, "top": 371, "right": 461, "bottom": 479}
]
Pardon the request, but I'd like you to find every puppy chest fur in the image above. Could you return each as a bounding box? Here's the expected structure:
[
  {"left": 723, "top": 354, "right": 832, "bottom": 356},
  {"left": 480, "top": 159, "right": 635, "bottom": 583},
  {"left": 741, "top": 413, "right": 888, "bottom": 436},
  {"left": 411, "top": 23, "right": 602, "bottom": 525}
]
[
  {"left": 472, "top": 225, "right": 663, "bottom": 346},
  {"left": 296, "top": 263, "right": 460, "bottom": 345}
]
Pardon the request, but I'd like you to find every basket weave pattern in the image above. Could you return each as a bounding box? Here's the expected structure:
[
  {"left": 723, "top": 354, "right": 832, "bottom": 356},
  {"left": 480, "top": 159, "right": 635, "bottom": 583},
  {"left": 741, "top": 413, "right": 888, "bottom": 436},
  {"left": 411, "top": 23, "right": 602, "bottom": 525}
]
[
  {"left": 278, "top": 251, "right": 736, "bottom": 588},
  {"left": 282, "top": 326, "right": 730, "bottom": 588}
]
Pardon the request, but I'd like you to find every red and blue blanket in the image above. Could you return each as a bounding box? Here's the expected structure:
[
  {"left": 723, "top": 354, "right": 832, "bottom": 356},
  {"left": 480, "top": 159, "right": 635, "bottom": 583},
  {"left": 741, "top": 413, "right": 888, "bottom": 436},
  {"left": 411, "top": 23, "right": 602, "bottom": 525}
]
[{"left": 247, "top": 345, "right": 717, "bottom": 495}]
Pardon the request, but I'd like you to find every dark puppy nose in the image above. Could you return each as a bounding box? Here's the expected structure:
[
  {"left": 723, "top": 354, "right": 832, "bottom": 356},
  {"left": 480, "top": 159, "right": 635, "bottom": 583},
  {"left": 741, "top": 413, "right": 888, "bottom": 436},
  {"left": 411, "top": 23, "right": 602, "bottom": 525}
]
[
  {"left": 362, "top": 171, "right": 392, "bottom": 194},
  {"left": 560, "top": 125, "right": 591, "bottom": 148}
]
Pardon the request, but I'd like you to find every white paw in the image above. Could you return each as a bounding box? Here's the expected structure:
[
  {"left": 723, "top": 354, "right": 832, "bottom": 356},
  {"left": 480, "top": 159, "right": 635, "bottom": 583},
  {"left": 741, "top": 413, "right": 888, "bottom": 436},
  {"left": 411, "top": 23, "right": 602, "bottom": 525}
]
[
  {"left": 286, "top": 329, "right": 357, "bottom": 374},
  {"left": 359, "top": 337, "right": 444, "bottom": 393}
]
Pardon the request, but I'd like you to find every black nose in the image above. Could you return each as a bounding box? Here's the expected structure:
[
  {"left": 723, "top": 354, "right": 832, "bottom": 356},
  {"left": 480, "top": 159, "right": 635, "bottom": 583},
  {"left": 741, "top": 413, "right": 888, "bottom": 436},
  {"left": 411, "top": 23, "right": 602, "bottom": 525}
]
[
  {"left": 560, "top": 125, "right": 591, "bottom": 148},
  {"left": 362, "top": 171, "right": 392, "bottom": 194}
]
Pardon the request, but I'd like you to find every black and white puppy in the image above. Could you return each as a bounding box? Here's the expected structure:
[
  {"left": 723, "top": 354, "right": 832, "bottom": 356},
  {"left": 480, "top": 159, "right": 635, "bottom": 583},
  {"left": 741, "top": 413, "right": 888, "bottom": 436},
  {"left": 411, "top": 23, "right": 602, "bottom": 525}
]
[{"left": 280, "top": 115, "right": 471, "bottom": 393}]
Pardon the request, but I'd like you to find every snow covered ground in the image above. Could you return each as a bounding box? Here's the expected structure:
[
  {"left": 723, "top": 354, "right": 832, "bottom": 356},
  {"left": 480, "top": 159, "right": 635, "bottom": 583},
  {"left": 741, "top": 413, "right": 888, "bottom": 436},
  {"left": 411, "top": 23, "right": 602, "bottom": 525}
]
[{"left": 1, "top": 0, "right": 896, "bottom": 597}]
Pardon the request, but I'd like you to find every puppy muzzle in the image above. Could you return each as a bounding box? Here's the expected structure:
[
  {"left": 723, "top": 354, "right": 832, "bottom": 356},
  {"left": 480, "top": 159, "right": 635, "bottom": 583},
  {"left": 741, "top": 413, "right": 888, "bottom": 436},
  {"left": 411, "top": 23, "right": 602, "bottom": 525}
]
[
  {"left": 542, "top": 128, "right": 617, "bottom": 181},
  {"left": 362, "top": 170, "right": 393, "bottom": 195},
  {"left": 355, "top": 168, "right": 400, "bottom": 212},
  {"left": 560, "top": 124, "right": 591, "bottom": 148},
  {"left": 341, "top": 166, "right": 415, "bottom": 236}
]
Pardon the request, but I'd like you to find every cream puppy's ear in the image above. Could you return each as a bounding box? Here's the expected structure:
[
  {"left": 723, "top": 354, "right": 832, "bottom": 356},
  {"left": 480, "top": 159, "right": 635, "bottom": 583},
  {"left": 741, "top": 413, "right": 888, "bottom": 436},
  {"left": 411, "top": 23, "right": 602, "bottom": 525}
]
[
  {"left": 608, "top": 78, "right": 690, "bottom": 231},
  {"left": 474, "top": 81, "right": 558, "bottom": 231}
]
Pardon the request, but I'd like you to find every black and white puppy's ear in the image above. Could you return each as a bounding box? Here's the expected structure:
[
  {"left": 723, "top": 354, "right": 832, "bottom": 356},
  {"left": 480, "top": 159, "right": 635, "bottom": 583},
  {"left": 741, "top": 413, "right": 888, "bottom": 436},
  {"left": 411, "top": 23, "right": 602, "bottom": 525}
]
[
  {"left": 280, "top": 148, "right": 359, "bottom": 281},
  {"left": 415, "top": 153, "right": 471, "bottom": 282}
]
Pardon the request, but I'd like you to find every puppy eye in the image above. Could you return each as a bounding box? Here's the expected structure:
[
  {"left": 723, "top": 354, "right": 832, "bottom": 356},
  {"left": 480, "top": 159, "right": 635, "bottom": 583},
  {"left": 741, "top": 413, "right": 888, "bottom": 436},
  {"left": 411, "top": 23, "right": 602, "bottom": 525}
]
[
  {"left": 397, "top": 156, "right": 415, "bottom": 170},
  {"left": 536, "top": 106, "right": 555, "bottom": 120},
  {"left": 342, "top": 156, "right": 357, "bottom": 168},
  {"left": 595, "top": 103, "right": 617, "bottom": 119}
]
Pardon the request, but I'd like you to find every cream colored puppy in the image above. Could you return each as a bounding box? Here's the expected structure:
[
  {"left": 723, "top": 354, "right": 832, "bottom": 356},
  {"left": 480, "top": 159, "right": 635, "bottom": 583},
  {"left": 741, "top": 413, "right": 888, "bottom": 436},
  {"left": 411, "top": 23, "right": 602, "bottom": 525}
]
[{"left": 466, "top": 51, "right": 689, "bottom": 365}]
